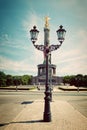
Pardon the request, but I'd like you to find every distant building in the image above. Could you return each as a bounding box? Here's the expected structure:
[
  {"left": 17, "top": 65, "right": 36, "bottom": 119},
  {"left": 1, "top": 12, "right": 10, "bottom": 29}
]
[
  {"left": 32, "top": 54, "right": 63, "bottom": 85},
  {"left": 32, "top": 75, "right": 63, "bottom": 85}
]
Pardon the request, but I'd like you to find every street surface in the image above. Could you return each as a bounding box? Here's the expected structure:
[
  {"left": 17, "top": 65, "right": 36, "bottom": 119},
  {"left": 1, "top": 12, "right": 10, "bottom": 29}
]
[{"left": 0, "top": 88, "right": 87, "bottom": 130}]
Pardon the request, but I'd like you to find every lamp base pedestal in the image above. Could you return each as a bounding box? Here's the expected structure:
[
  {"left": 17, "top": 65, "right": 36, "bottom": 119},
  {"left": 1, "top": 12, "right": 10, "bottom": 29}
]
[
  {"left": 43, "top": 90, "right": 52, "bottom": 122},
  {"left": 43, "top": 112, "right": 51, "bottom": 122}
]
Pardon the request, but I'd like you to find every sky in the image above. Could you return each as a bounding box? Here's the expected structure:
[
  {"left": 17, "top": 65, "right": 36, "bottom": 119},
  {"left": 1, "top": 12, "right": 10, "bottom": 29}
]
[{"left": 0, "top": 0, "right": 87, "bottom": 76}]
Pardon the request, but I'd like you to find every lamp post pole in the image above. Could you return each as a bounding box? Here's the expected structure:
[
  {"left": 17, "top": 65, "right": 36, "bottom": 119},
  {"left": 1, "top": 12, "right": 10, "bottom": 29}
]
[
  {"left": 30, "top": 17, "right": 66, "bottom": 122},
  {"left": 44, "top": 46, "right": 51, "bottom": 121},
  {"left": 49, "top": 53, "right": 52, "bottom": 102}
]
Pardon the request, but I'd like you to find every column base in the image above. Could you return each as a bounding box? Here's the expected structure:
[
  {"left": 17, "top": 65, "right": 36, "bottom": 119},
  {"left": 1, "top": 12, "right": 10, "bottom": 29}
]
[{"left": 43, "top": 112, "right": 51, "bottom": 122}]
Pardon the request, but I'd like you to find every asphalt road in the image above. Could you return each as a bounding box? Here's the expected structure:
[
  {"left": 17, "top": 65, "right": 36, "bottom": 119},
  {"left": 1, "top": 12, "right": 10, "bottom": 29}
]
[{"left": 0, "top": 89, "right": 87, "bottom": 130}]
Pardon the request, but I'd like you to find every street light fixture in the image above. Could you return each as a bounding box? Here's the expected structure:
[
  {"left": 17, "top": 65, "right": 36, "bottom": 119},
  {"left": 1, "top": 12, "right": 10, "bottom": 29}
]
[
  {"left": 30, "top": 26, "right": 39, "bottom": 43},
  {"left": 30, "top": 17, "right": 66, "bottom": 122},
  {"left": 57, "top": 25, "right": 66, "bottom": 44}
]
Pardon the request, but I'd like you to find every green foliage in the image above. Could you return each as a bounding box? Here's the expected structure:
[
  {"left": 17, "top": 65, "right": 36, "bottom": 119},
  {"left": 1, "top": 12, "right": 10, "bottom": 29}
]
[
  {"left": 13, "top": 76, "right": 22, "bottom": 86},
  {"left": 83, "top": 75, "right": 87, "bottom": 87},
  {"left": 21, "top": 75, "right": 32, "bottom": 85},
  {"left": 0, "top": 71, "right": 32, "bottom": 87},
  {"left": 6, "top": 75, "right": 13, "bottom": 86},
  {"left": 63, "top": 75, "right": 71, "bottom": 85},
  {"left": 0, "top": 71, "right": 87, "bottom": 87},
  {"left": 63, "top": 74, "right": 87, "bottom": 87},
  {"left": 75, "top": 74, "right": 83, "bottom": 87},
  {"left": 0, "top": 71, "right": 6, "bottom": 87}
]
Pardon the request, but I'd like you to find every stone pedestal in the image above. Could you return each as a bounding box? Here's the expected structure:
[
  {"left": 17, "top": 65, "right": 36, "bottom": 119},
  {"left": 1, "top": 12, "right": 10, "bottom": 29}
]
[{"left": 37, "top": 64, "right": 57, "bottom": 85}]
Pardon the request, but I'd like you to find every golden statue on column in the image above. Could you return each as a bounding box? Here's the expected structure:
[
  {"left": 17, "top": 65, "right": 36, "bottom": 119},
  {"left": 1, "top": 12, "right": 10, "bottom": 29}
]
[{"left": 45, "top": 16, "right": 50, "bottom": 28}]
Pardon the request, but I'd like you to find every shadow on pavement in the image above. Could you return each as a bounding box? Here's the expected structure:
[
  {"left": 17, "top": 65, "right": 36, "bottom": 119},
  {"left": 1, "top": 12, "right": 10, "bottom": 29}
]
[
  {"left": 0, "top": 120, "right": 43, "bottom": 127},
  {"left": 21, "top": 101, "right": 34, "bottom": 104}
]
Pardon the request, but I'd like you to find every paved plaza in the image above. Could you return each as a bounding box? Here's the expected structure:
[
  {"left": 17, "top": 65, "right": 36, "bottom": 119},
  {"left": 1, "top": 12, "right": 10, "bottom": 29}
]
[{"left": 0, "top": 87, "right": 87, "bottom": 130}]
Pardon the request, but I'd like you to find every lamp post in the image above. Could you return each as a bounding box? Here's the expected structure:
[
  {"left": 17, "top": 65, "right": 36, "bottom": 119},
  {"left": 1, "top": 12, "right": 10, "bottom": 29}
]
[{"left": 30, "top": 17, "right": 66, "bottom": 122}]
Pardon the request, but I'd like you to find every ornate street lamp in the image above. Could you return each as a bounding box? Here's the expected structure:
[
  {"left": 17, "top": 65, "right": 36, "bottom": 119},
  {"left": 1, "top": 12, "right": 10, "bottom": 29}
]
[
  {"left": 30, "top": 25, "right": 39, "bottom": 44},
  {"left": 57, "top": 25, "right": 66, "bottom": 44},
  {"left": 30, "top": 17, "right": 66, "bottom": 122}
]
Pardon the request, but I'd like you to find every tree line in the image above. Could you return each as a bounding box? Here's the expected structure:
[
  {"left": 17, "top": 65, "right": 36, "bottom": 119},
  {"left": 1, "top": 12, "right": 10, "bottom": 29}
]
[
  {"left": 0, "top": 71, "right": 87, "bottom": 87},
  {"left": 0, "top": 71, "right": 32, "bottom": 87},
  {"left": 63, "top": 74, "right": 87, "bottom": 87}
]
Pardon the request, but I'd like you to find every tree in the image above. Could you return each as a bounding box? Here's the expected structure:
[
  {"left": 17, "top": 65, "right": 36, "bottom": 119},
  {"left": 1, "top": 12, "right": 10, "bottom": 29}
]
[
  {"left": 81, "top": 75, "right": 87, "bottom": 87},
  {"left": 75, "top": 74, "right": 83, "bottom": 87},
  {"left": 21, "top": 75, "right": 27, "bottom": 85},
  {"left": 21, "top": 75, "right": 31, "bottom": 85},
  {"left": 0, "top": 71, "right": 6, "bottom": 87},
  {"left": 63, "top": 76, "right": 71, "bottom": 85},
  {"left": 69, "top": 75, "right": 76, "bottom": 86},
  {"left": 13, "top": 76, "right": 22, "bottom": 86},
  {"left": 28, "top": 75, "right": 32, "bottom": 85},
  {"left": 6, "top": 75, "right": 13, "bottom": 86}
]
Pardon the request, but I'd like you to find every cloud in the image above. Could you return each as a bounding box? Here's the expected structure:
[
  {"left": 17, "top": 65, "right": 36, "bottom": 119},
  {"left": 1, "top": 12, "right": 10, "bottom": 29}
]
[
  {"left": 22, "top": 11, "right": 47, "bottom": 44},
  {"left": 77, "top": 29, "right": 87, "bottom": 45},
  {"left": 51, "top": 27, "right": 87, "bottom": 76},
  {"left": 0, "top": 33, "right": 30, "bottom": 50},
  {"left": 57, "top": 58, "right": 87, "bottom": 76},
  {"left": 0, "top": 56, "right": 37, "bottom": 75},
  {"left": 0, "top": 27, "right": 43, "bottom": 76}
]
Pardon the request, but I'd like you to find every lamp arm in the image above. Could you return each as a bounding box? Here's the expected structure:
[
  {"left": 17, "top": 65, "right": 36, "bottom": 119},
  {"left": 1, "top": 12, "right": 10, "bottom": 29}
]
[
  {"left": 33, "top": 44, "right": 45, "bottom": 51},
  {"left": 49, "top": 44, "right": 61, "bottom": 52}
]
